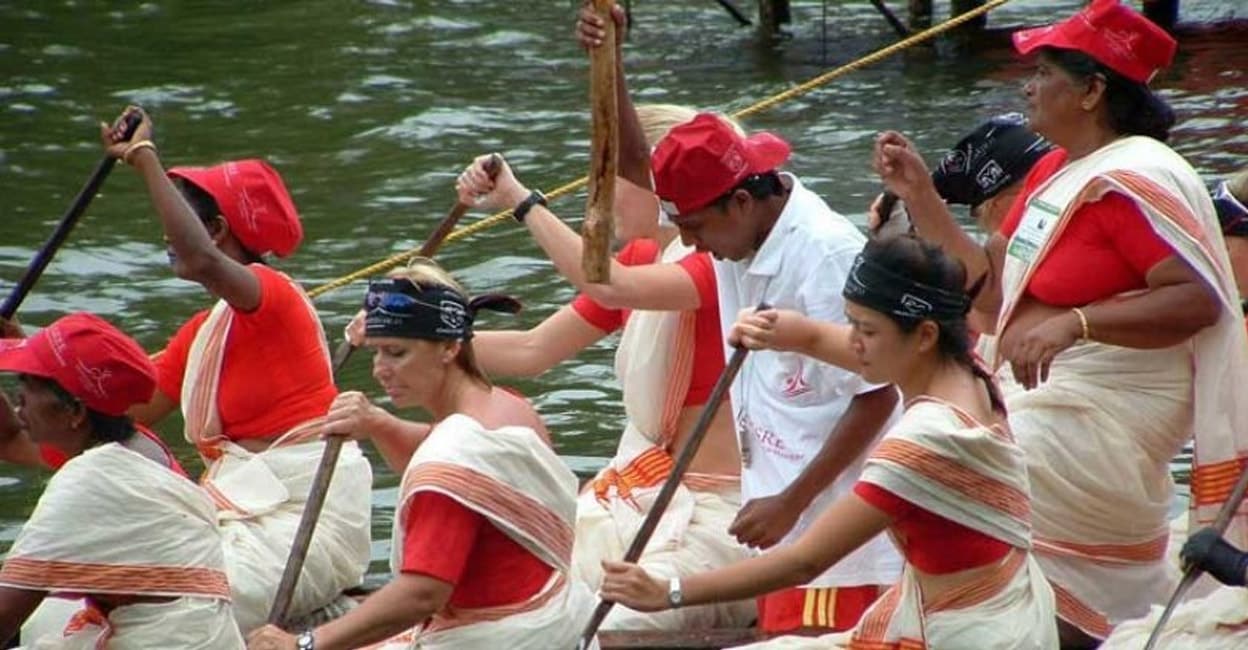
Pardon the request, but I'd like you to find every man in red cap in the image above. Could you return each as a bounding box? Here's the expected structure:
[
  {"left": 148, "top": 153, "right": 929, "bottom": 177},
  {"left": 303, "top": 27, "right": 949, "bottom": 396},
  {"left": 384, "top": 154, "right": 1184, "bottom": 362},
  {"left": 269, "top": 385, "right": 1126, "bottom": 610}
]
[
  {"left": 644, "top": 112, "right": 903, "bottom": 635},
  {"left": 875, "top": 0, "right": 1248, "bottom": 645},
  {"left": 101, "top": 107, "right": 373, "bottom": 633},
  {"left": 0, "top": 313, "right": 243, "bottom": 647}
]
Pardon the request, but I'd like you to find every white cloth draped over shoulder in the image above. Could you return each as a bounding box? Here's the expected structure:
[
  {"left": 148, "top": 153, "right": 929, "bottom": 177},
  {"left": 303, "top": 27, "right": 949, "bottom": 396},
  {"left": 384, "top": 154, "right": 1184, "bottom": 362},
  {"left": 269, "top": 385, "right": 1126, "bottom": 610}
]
[
  {"left": 184, "top": 285, "right": 373, "bottom": 633},
  {"left": 992, "top": 136, "right": 1248, "bottom": 637},
  {"left": 572, "top": 237, "right": 754, "bottom": 631},
  {"left": 371, "top": 413, "right": 597, "bottom": 650},
  {"left": 0, "top": 444, "right": 244, "bottom": 649}
]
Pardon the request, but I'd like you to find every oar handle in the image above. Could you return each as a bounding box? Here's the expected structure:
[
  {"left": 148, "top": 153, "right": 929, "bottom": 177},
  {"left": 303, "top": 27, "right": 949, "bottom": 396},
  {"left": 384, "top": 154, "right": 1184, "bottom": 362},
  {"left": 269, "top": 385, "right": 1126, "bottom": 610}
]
[
  {"left": 1, "top": 111, "right": 143, "bottom": 320},
  {"left": 577, "top": 301, "right": 769, "bottom": 648},
  {"left": 267, "top": 153, "right": 505, "bottom": 627},
  {"left": 329, "top": 153, "right": 503, "bottom": 373}
]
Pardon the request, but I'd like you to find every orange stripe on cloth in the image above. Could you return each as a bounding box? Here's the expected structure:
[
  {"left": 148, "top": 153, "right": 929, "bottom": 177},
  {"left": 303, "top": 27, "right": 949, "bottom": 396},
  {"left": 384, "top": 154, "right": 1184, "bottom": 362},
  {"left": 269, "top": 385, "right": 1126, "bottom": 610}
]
[
  {"left": 869, "top": 439, "right": 1030, "bottom": 522},
  {"left": 1050, "top": 581, "right": 1113, "bottom": 639},
  {"left": 592, "top": 446, "right": 674, "bottom": 505},
  {"left": 0, "top": 557, "right": 230, "bottom": 599},
  {"left": 1102, "top": 170, "right": 1219, "bottom": 262},
  {"left": 424, "top": 573, "right": 569, "bottom": 634},
  {"left": 927, "top": 550, "right": 1025, "bottom": 613},
  {"left": 1192, "top": 457, "right": 1248, "bottom": 506},
  {"left": 847, "top": 586, "right": 907, "bottom": 649},
  {"left": 403, "top": 462, "right": 573, "bottom": 564},
  {"left": 659, "top": 310, "right": 697, "bottom": 446},
  {"left": 64, "top": 601, "right": 112, "bottom": 650},
  {"left": 1033, "top": 532, "right": 1168, "bottom": 564}
]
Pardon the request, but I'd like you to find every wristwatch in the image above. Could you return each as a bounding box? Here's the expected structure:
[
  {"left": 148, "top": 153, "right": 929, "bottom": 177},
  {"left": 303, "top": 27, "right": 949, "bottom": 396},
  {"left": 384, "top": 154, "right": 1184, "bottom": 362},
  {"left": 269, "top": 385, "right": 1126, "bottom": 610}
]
[
  {"left": 667, "top": 576, "right": 684, "bottom": 608},
  {"left": 296, "top": 630, "right": 315, "bottom": 650},
  {"left": 513, "top": 189, "right": 548, "bottom": 223}
]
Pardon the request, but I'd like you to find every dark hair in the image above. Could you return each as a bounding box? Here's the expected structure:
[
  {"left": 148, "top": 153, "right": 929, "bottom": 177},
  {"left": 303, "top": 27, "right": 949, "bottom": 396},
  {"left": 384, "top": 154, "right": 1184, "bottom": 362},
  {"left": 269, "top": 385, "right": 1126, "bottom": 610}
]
[
  {"left": 27, "top": 375, "right": 138, "bottom": 446},
  {"left": 171, "top": 178, "right": 264, "bottom": 264},
  {"left": 1041, "top": 47, "right": 1175, "bottom": 143},
  {"left": 711, "top": 171, "right": 786, "bottom": 210},
  {"left": 859, "top": 235, "right": 1006, "bottom": 414}
]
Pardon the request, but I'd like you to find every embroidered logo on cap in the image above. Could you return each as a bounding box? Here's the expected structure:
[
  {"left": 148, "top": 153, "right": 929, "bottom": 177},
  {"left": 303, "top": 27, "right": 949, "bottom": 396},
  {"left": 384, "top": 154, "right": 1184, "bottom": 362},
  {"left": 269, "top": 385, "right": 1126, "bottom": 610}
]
[{"left": 719, "top": 145, "right": 747, "bottom": 176}]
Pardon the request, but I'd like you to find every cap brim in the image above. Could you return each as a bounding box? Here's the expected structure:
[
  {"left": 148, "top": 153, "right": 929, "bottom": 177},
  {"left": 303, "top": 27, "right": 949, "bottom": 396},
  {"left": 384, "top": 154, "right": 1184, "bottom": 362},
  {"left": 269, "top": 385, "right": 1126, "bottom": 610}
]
[
  {"left": 0, "top": 340, "right": 52, "bottom": 379},
  {"left": 745, "top": 133, "right": 792, "bottom": 175}
]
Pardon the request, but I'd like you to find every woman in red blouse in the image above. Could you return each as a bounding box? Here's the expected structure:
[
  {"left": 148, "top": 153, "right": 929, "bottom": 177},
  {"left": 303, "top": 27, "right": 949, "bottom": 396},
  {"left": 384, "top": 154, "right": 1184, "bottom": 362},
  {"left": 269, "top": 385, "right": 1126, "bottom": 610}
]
[{"left": 871, "top": 1, "right": 1248, "bottom": 645}]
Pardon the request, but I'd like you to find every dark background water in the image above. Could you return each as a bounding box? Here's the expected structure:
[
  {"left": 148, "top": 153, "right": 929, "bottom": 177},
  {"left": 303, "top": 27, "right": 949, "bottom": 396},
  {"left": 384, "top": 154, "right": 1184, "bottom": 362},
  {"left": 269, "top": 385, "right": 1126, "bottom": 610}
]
[{"left": 2, "top": 0, "right": 1244, "bottom": 571}]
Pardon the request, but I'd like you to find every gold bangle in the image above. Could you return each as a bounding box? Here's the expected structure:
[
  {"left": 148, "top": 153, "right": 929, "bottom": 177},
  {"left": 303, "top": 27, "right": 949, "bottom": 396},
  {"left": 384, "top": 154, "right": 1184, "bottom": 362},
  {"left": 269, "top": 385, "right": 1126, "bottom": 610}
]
[
  {"left": 122, "top": 139, "right": 156, "bottom": 165},
  {"left": 1072, "top": 307, "right": 1091, "bottom": 341}
]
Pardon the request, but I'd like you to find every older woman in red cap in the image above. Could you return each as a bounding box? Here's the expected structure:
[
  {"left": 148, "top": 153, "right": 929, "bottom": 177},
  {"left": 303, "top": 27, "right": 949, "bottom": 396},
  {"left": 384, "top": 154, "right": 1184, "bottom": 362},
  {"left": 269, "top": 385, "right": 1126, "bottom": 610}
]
[
  {"left": 873, "top": 0, "right": 1248, "bottom": 644},
  {"left": 0, "top": 313, "right": 243, "bottom": 648},
  {"left": 99, "top": 107, "right": 373, "bottom": 634}
]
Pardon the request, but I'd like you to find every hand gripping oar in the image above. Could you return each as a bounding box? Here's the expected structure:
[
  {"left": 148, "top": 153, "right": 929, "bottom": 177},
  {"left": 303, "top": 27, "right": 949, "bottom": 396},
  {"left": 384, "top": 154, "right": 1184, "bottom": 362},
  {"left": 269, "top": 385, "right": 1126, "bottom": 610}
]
[
  {"left": 1142, "top": 461, "right": 1248, "bottom": 649},
  {"left": 577, "top": 301, "right": 769, "bottom": 649},
  {"left": 1, "top": 111, "right": 142, "bottom": 319},
  {"left": 266, "top": 153, "right": 503, "bottom": 626}
]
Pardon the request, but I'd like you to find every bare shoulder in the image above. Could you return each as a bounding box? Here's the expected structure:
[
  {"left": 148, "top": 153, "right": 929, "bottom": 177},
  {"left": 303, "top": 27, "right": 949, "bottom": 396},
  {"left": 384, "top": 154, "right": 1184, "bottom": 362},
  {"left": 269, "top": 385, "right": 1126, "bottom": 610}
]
[{"left": 482, "top": 386, "right": 553, "bottom": 445}]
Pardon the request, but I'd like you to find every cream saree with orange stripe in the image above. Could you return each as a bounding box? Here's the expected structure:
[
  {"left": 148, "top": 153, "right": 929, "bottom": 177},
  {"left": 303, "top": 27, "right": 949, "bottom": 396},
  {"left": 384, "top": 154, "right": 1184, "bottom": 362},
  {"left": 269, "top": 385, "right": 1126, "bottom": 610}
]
[
  {"left": 0, "top": 444, "right": 243, "bottom": 649},
  {"left": 183, "top": 288, "right": 373, "bottom": 633},
  {"left": 572, "top": 238, "right": 754, "bottom": 631},
  {"left": 992, "top": 136, "right": 1248, "bottom": 637},
  {"left": 373, "top": 413, "right": 596, "bottom": 649},
  {"left": 731, "top": 399, "right": 1056, "bottom": 649}
]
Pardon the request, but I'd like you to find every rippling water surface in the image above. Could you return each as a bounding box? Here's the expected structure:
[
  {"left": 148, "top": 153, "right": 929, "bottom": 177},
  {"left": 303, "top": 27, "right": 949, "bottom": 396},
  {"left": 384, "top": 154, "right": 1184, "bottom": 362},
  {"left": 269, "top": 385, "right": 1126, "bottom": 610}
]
[{"left": 1, "top": 1, "right": 1243, "bottom": 571}]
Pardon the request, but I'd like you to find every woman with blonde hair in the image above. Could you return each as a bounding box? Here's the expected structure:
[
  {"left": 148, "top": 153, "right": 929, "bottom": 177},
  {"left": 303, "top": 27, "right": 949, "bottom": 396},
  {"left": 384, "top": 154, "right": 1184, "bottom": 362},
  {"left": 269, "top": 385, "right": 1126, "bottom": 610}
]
[{"left": 248, "top": 259, "right": 596, "bottom": 650}]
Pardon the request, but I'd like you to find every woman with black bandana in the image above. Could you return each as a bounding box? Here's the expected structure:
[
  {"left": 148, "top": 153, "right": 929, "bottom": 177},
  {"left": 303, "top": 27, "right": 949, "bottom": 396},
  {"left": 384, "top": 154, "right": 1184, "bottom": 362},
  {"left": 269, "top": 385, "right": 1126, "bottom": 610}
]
[
  {"left": 600, "top": 236, "right": 1058, "bottom": 648},
  {"left": 246, "top": 258, "right": 597, "bottom": 650}
]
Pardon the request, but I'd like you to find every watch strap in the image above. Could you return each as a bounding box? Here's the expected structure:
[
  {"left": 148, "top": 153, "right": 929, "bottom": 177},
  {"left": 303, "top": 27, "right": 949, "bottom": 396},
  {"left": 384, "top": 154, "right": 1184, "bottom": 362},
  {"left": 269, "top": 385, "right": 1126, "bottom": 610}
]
[{"left": 513, "top": 190, "right": 548, "bottom": 224}]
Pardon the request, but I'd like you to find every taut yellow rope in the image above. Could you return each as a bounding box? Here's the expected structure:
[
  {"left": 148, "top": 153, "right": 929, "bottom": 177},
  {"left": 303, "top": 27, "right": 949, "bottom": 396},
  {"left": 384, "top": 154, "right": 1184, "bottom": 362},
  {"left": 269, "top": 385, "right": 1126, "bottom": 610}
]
[{"left": 306, "top": 0, "right": 1012, "bottom": 299}]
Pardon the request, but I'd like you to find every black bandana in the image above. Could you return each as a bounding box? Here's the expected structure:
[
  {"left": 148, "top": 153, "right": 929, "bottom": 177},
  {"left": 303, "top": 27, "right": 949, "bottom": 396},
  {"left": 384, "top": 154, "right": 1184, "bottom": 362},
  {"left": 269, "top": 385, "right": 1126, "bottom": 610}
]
[
  {"left": 843, "top": 255, "right": 972, "bottom": 322},
  {"left": 1213, "top": 180, "right": 1248, "bottom": 238},
  {"left": 363, "top": 278, "right": 521, "bottom": 341},
  {"left": 932, "top": 113, "right": 1052, "bottom": 207}
]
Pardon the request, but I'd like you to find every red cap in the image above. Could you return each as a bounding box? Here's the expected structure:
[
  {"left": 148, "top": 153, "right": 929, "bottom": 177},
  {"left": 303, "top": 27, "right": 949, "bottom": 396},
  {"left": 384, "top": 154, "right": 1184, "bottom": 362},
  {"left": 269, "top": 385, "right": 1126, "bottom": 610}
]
[
  {"left": 651, "top": 113, "right": 792, "bottom": 216},
  {"left": 168, "top": 159, "right": 303, "bottom": 258},
  {"left": 1012, "top": 0, "right": 1176, "bottom": 84},
  {"left": 0, "top": 313, "right": 156, "bottom": 416}
]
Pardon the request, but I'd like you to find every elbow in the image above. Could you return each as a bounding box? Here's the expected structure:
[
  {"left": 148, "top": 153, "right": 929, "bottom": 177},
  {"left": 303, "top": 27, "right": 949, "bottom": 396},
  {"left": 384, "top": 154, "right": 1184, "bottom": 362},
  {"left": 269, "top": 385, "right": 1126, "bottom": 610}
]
[
  {"left": 1177, "top": 283, "right": 1222, "bottom": 334},
  {"left": 174, "top": 250, "right": 224, "bottom": 284}
]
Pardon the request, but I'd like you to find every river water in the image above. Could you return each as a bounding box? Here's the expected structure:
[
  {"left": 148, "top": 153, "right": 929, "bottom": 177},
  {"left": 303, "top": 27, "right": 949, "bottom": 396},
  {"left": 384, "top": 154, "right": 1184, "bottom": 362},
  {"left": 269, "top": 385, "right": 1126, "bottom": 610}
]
[{"left": 1, "top": 1, "right": 1245, "bottom": 573}]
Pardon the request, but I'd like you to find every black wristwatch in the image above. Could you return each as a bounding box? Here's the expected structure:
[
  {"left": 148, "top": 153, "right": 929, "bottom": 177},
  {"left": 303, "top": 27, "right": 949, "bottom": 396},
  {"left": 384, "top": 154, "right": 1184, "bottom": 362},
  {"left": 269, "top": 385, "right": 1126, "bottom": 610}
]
[
  {"left": 296, "top": 630, "right": 315, "bottom": 650},
  {"left": 513, "top": 189, "right": 547, "bottom": 223}
]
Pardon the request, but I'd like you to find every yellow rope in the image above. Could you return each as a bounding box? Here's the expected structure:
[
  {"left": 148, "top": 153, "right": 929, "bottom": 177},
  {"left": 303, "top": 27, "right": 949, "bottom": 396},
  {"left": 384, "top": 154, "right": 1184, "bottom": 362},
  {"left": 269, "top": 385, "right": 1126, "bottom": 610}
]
[{"left": 306, "top": 0, "right": 1011, "bottom": 300}]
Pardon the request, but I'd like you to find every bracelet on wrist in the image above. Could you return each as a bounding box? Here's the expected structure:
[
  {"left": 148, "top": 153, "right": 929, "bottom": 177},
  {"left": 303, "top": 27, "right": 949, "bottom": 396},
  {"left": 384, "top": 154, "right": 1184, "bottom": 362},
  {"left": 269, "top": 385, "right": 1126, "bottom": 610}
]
[
  {"left": 122, "top": 139, "right": 157, "bottom": 166},
  {"left": 1071, "top": 307, "right": 1091, "bottom": 341}
]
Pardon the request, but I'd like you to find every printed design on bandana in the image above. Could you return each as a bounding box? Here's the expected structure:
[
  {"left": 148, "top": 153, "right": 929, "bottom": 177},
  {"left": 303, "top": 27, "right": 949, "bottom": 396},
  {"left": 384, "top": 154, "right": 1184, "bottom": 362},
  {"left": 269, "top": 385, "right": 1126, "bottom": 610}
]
[
  {"left": 976, "top": 160, "right": 1006, "bottom": 191},
  {"left": 439, "top": 300, "right": 467, "bottom": 335},
  {"left": 899, "top": 294, "right": 934, "bottom": 317}
]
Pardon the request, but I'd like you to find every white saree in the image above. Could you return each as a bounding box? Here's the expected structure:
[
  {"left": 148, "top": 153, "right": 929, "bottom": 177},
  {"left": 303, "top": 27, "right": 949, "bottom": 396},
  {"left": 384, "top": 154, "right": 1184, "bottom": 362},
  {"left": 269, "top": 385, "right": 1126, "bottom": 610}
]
[
  {"left": 373, "top": 413, "right": 597, "bottom": 649},
  {"left": 0, "top": 444, "right": 243, "bottom": 649},
  {"left": 732, "top": 399, "right": 1056, "bottom": 650},
  {"left": 992, "top": 136, "right": 1248, "bottom": 637},
  {"left": 183, "top": 280, "right": 373, "bottom": 633},
  {"left": 572, "top": 238, "right": 754, "bottom": 631}
]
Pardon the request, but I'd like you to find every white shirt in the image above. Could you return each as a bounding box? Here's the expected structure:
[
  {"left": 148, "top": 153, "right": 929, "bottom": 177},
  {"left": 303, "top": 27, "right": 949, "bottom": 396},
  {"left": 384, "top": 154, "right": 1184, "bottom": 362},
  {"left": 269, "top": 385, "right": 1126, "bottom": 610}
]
[{"left": 713, "top": 173, "right": 903, "bottom": 588}]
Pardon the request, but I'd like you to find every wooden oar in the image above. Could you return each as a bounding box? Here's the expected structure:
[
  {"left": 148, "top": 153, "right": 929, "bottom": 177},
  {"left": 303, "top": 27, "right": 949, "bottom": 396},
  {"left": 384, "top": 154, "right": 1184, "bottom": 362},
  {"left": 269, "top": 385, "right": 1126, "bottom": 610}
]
[
  {"left": 582, "top": 0, "right": 617, "bottom": 284},
  {"left": 577, "top": 302, "right": 768, "bottom": 649},
  {"left": 1142, "top": 461, "right": 1248, "bottom": 649},
  {"left": 266, "top": 153, "right": 503, "bottom": 626},
  {"left": 1, "top": 112, "right": 142, "bottom": 319}
]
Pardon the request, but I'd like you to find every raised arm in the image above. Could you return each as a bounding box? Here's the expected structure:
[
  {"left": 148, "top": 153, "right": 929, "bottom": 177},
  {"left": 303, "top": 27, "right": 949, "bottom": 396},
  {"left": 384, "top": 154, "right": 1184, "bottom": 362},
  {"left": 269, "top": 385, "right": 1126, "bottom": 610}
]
[
  {"left": 576, "top": 4, "right": 648, "bottom": 189},
  {"left": 102, "top": 107, "right": 261, "bottom": 311},
  {"left": 875, "top": 131, "right": 1005, "bottom": 318},
  {"left": 474, "top": 306, "right": 607, "bottom": 378},
  {"left": 601, "top": 493, "right": 892, "bottom": 611},
  {"left": 457, "top": 155, "right": 702, "bottom": 311}
]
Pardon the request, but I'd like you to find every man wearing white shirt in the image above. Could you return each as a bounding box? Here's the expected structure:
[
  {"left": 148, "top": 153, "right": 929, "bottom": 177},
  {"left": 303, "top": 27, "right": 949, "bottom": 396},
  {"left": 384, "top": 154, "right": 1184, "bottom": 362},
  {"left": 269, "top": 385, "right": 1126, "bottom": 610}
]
[{"left": 652, "top": 113, "right": 902, "bottom": 634}]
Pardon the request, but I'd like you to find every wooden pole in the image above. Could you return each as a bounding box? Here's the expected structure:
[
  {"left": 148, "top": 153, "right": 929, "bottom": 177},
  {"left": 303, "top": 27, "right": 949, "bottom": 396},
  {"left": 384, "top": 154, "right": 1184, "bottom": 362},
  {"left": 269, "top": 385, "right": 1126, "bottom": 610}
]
[{"left": 583, "top": 0, "right": 618, "bottom": 284}]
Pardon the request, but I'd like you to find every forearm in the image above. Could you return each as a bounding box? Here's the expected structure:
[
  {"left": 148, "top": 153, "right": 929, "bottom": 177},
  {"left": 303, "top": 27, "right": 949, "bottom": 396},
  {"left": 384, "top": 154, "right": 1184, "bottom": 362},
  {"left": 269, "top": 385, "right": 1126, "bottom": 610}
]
[
  {"left": 525, "top": 206, "right": 634, "bottom": 306},
  {"left": 787, "top": 316, "right": 859, "bottom": 372},
  {"left": 905, "top": 184, "right": 995, "bottom": 290},
  {"left": 1081, "top": 283, "right": 1220, "bottom": 349},
  {"left": 683, "top": 544, "right": 818, "bottom": 608},
  {"left": 783, "top": 387, "right": 897, "bottom": 508},
  {"left": 369, "top": 413, "right": 432, "bottom": 474},
  {"left": 615, "top": 53, "right": 649, "bottom": 188},
  {"left": 129, "top": 149, "right": 218, "bottom": 266},
  {"left": 313, "top": 576, "right": 441, "bottom": 650}
]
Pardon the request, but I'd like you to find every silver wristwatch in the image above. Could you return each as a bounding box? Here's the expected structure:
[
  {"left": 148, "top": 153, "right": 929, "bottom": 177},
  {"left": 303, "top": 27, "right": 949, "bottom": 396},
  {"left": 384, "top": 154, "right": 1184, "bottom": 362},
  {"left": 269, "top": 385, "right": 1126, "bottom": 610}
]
[
  {"left": 667, "top": 576, "right": 684, "bottom": 608},
  {"left": 296, "top": 630, "right": 315, "bottom": 650}
]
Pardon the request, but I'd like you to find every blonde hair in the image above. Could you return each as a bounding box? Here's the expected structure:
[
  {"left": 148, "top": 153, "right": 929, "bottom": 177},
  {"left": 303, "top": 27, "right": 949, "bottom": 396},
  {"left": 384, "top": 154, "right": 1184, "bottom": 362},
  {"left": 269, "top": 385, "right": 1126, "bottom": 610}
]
[
  {"left": 387, "top": 257, "right": 490, "bottom": 386},
  {"left": 1228, "top": 167, "right": 1248, "bottom": 204},
  {"left": 635, "top": 104, "right": 746, "bottom": 150}
]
